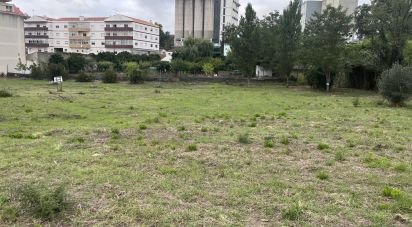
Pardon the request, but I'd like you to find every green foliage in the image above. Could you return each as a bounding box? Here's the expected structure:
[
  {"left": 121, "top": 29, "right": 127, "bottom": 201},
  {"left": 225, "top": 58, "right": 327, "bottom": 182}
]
[
  {"left": 382, "top": 186, "right": 402, "bottom": 199},
  {"left": 97, "top": 61, "right": 114, "bottom": 72},
  {"left": 30, "top": 63, "right": 45, "bottom": 80},
  {"left": 102, "top": 69, "right": 117, "bottom": 83},
  {"left": 202, "top": 63, "right": 214, "bottom": 76},
  {"left": 75, "top": 71, "right": 94, "bottom": 82},
  {"left": 335, "top": 151, "right": 346, "bottom": 162},
  {"left": 171, "top": 59, "right": 191, "bottom": 74},
  {"left": 187, "top": 144, "right": 198, "bottom": 152},
  {"left": 282, "top": 201, "right": 303, "bottom": 220},
  {"left": 0, "top": 90, "right": 12, "bottom": 98},
  {"left": 49, "top": 54, "right": 65, "bottom": 65},
  {"left": 16, "top": 183, "right": 69, "bottom": 220},
  {"left": 264, "top": 139, "right": 274, "bottom": 148},
  {"left": 124, "top": 62, "right": 146, "bottom": 84},
  {"left": 317, "top": 171, "right": 329, "bottom": 180},
  {"left": 352, "top": 98, "right": 360, "bottom": 107},
  {"left": 224, "top": 3, "right": 260, "bottom": 79},
  {"left": 158, "top": 24, "right": 174, "bottom": 50},
  {"left": 318, "top": 143, "right": 330, "bottom": 150},
  {"left": 48, "top": 63, "right": 67, "bottom": 80},
  {"left": 302, "top": 6, "right": 352, "bottom": 91},
  {"left": 156, "top": 61, "right": 172, "bottom": 72},
  {"left": 173, "top": 38, "right": 214, "bottom": 61},
  {"left": 67, "top": 54, "right": 87, "bottom": 73},
  {"left": 280, "top": 136, "right": 289, "bottom": 145},
  {"left": 378, "top": 64, "right": 412, "bottom": 106}
]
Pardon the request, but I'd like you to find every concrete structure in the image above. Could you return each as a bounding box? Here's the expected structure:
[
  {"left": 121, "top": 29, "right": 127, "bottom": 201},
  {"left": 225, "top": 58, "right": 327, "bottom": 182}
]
[
  {"left": 301, "top": 0, "right": 323, "bottom": 30},
  {"left": 256, "top": 65, "right": 272, "bottom": 79},
  {"left": 322, "top": 0, "right": 358, "bottom": 16},
  {"left": 0, "top": 0, "right": 27, "bottom": 74},
  {"left": 24, "top": 14, "right": 160, "bottom": 55},
  {"left": 301, "top": 0, "right": 358, "bottom": 30},
  {"left": 174, "top": 0, "right": 240, "bottom": 47}
]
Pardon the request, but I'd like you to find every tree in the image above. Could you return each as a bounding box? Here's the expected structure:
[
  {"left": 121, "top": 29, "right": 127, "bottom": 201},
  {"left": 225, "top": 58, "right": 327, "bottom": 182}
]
[
  {"left": 277, "top": 0, "right": 302, "bottom": 87},
  {"left": 67, "top": 54, "right": 87, "bottom": 73},
  {"left": 378, "top": 64, "right": 412, "bottom": 106},
  {"left": 225, "top": 3, "right": 260, "bottom": 85},
  {"left": 173, "top": 38, "right": 213, "bottom": 61},
  {"left": 355, "top": 0, "right": 412, "bottom": 67},
  {"left": 49, "top": 53, "right": 65, "bottom": 65},
  {"left": 157, "top": 23, "right": 174, "bottom": 50},
  {"left": 302, "top": 6, "right": 353, "bottom": 92},
  {"left": 202, "top": 63, "right": 214, "bottom": 76},
  {"left": 15, "top": 54, "right": 28, "bottom": 74}
]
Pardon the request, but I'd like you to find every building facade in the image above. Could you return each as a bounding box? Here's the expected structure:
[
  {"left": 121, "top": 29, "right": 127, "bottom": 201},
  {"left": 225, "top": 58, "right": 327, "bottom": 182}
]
[
  {"left": 0, "top": 0, "right": 27, "bottom": 74},
  {"left": 24, "top": 14, "right": 160, "bottom": 55},
  {"left": 174, "top": 0, "right": 240, "bottom": 47},
  {"left": 301, "top": 0, "right": 359, "bottom": 30}
]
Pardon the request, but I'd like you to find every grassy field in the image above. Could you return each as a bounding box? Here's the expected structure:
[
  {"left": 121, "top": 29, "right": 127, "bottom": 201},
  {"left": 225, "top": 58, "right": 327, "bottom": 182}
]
[{"left": 0, "top": 79, "right": 411, "bottom": 226}]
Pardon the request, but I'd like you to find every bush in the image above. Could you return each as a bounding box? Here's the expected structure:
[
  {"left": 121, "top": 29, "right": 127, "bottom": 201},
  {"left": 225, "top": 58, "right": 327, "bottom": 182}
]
[
  {"left": 0, "top": 90, "right": 12, "bottom": 98},
  {"left": 102, "top": 70, "right": 117, "bottom": 83},
  {"left": 67, "top": 54, "right": 87, "bottom": 73},
  {"left": 282, "top": 201, "right": 304, "bottom": 221},
  {"left": 306, "top": 68, "right": 335, "bottom": 91},
  {"left": 75, "top": 71, "right": 94, "bottom": 82},
  {"left": 16, "top": 183, "right": 69, "bottom": 220},
  {"left": 264, "top": 139, "right": 274, "bottom": 148},
  {"left": 187, "top": 144, "right": 198, "bottom": 152},
  {"left": 317, "top": 171, "right": 329, "bottom": 180},
  {"left": 318, "top": 143, "right": 330, "bottom": 150},
  {"left": 97, "top": 61, "right": 114, "bottom": 72},
  {"left": 238, "top": 133, "right": 250, "bottom": 144},
  {"left": 378, "top": 64, "right": 412, "bottom": 106},
  {"left": 202, "top": 63, "right": 214, "bottom": 76},
  {"left": 352, "top": 97, "right": 360, "bottom": 107},
  {"left": 30, "top": 63, "right": 45, "bottom": 80},
  {"left": 382, "top": 186, "right": 402, "bottom": 199}
]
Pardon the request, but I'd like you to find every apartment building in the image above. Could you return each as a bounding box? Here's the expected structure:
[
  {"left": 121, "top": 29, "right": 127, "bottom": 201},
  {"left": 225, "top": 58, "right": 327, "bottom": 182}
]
[
  {"left": 0, "top": 0, "right": 27, "bottom": 74},
  {"left": 175, "top": 0, "right": 240, "bottom": 47},
  {"left": 322, "top": 0, "right": 358, "bottom": 16},
  {"left": 24, "top": 14, "right": 160, "bottom": 55}
]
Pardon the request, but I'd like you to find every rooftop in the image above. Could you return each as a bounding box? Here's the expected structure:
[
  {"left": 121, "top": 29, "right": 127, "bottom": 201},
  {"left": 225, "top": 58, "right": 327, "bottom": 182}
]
[{"left": 0, "top": 0, "right": 27, "bottom": 17}]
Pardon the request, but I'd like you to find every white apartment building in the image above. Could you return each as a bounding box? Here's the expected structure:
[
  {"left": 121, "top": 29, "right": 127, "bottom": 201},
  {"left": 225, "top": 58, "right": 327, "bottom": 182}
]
[
  {"left": 24, "top": 14, "right": 160, "bottom": 55},
  {"left": 0, "top": 0, "right": 27, "bottom": 74}
]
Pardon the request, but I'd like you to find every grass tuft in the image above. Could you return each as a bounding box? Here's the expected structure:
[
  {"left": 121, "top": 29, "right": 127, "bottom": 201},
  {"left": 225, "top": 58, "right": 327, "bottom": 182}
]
[
  {"left": 317, "top": 171, "right": 329, "bottom": 180},
  {"left": 382, "top": 186, "right": 402, "bottom": 199},
  {"left": 0, "top": 90, "right": 12, "bottom": 98},
  {"left": 238, "top": 133, "right": 250, "bottom": 144},
  {"left": 187, "top": 144, "right": 198, "bottom": 152},
  {"left": 282, "top": 201, "right": 303, "bottom": 221},
  {"left": 318, "top": 143, "right": 330, "bottom": 150}
]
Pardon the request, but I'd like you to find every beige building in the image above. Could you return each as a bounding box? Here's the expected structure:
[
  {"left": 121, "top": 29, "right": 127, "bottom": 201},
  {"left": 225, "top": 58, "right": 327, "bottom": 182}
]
[
  {"left": 175, "top": 0, "right": 240, "bottom": 47},
  {"left": 0, "top": 0, "right": 27, "bottom": 74},
  {"left": 25, "top": 14, "right": 160, "bottom": 55}
]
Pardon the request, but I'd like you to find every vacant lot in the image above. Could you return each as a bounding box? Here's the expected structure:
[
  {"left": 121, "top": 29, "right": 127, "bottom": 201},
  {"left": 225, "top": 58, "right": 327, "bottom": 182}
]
[{"left": 0, "top": 79, "right": 411, "bottom": 226}]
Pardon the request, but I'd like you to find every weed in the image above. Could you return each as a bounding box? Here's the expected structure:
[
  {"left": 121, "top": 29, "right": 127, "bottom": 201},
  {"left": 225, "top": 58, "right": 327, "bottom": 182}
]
[
  {"left": 25, "top": 108, "right": 33, "bottom": 113},
  {"left": 280, "top": 136, "right": 289, "bottom": 145},
  {"left": 382, "top": 186, "right": 401, "bottom": 199},
  {"left": 363, "top": 153, "right": 392, "bottom": 169},
  {"left": 394, "top": 163, "right": 408, "bottom": 172},
  {"left": 111, "top": 128, "right": 119, "bottom": 134},
  {"left": 282, "top": 201, "right": 303, "bottom": 221},
  {"left": 318, "top": 143, "right": 330, "bottom": 150},
  {"left": 317, "top": 171, "right": 329, "bottom": 180},
  {"left": 264, "top": 139, "right": 274, "bottom": 148},
  {"left": 201, "top": 127, "right": 208, "bottom": 132},
  {"left": 16, "top": 183, "right": 69, "bottom": 220},
  {"left": 0, "top": 90, "right": 12, "bottom": 98},
  {"left": 238, "top": 133, "right": 250, "bottom": 144},
  {"left": 335, "top": 151, "right": 346, "bottom": 162},
  {"left": 8, "top": 133, "right": 23, "bottom": 139},
  {"left": 248, "top": 122, "right": 257, "bottom": 127},
  {"left": 0, "top": 205, "right": 19, "bottom": 222},
  {"left": 154, "top": 89, "right": 161, "bottom": 94},
  {"left": 177, "top": 126, "right": 186, "bottom": 131},
  {"left": 187, "top": 144, "right": 198, "bottom": 152},
  {"left": 139, "top": 125, "right": 147, "bottom": 130}
]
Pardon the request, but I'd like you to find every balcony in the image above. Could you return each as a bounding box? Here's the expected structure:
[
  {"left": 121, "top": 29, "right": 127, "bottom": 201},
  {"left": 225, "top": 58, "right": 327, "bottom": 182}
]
[
  {"left": 26, "top": 43, "right": 49, "bottom": 47},
  {"left": 105, "top": 36, "right": 133, "bottom": 40},
  {"left": 25, "top": 35, "right": 49, "bottom": 39},
  {"left": 25, "top": 27, "right": 48, "bottom": 31},
  {"left": 104, "top": 27, "right": 133, "bottom": 32},
  {"left": 105, "top": 44, "right": 133, "bottom": 49},
  {"left": 68, "top": 27, "right": 90, "bottom": 32},
  {"left": 69, "top": 36, "right": 91, "bottom": 40},
  {"left": 69, "top": 44, "right": 91, "bottom": 49}
]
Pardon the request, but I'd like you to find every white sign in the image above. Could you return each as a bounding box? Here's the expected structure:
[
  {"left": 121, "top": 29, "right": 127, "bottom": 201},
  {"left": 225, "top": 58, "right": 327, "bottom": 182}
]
[{"left": 54, "top": 76, "right": 63, "bottom": 84}]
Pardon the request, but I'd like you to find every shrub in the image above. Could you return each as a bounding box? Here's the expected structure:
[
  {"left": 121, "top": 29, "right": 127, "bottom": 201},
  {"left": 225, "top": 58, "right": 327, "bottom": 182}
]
[
  {"left": 129, "top": 69, "right": 145, "bottom": 84},
  {"left": 280, "top": 136, "right": 289, "bottom": 145},
  {"left": 306, "top": 68, "right": 335, "bottom": 90},
  {"left": 335, "top": 151, "right": 346, "bottom": 162},
  {"left": 378, "top": 64, "right": 412, "bottom": 106},
  {"left": 67, "top": 54, "right": 87, "bottom": 73},
  {"left": 202, "top": 63, "right": 214, "bottom": 76},
  {"left": 30, "top": 63, "right": 45, "bottom": 80},
  {"left": 238, "top": 133, "right": 250, "bottom": 144},
  {"left": 75, "top": 71, "right": 94, "bottom": 82},
  {"left": 97, "top": 61, "right": 114, "bottom": 72},
  {"left": 394, "top": 163, "right": 408, "bottom": 172},
  {"left": 102, "top": 70, "right": 117, "bottom": 83},
  {"left": 0, "top": 90, "right": 12, "bottom": 98},
  {"left": 48, "top": 63, "right": 67, "bottom": 80},
  {"left": 139, "top": 124, "right": 147, "bottom": 130},
  {"left": 16, "top": 183, "right": 69, "bottom": 220}
]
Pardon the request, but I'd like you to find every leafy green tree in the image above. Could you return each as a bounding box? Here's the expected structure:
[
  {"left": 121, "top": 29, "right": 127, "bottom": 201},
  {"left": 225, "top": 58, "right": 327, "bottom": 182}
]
[
  {"left": 277, "top": 0, "right": 302, "bottom": 87},
  {"left": 225, "top": 3, "right": 260, "bottom": 85},
  {"left": 355, "top": 0, "right": 412, "bottom": 67},
  {"left": 173, "top": 38, "right": 213, "bottom": 61},
  {"left": 302, "top": 6, "right": 353, "bottom": 91},
  {"left": 67, "top": 54, "right": 87, "bottom": 73},
  {"left": 49, "top": 54, "right": 65, "bottom": 65},
  {"left": 202, "top": 63, "right": 214, "bottom": 76},
  {"left": 258, "top": 12, "right": 280, "bottom": 72},
  {"left": 378, "top": 64, "right": 412, "bottom": 106},
  {"left": 157, "top": 24, "right": 174, "bottom": 50}
]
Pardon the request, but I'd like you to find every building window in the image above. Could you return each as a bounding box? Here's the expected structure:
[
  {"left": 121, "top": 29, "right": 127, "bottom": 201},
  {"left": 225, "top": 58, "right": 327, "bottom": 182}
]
[
  {"left": 56, "top": 25, "right": 59, "bottom": 28},
  {"left": 64, "top": 25, "right": 67, "bottom": 28},
  {"left": 124, "top": 24, "right": 128, "bottom": 28},
  {"left": 65, "top": 41, "right": 68, "bottom": 44},
  {"left": 92, "top": 42, "right": 95, "bottom": 45}
]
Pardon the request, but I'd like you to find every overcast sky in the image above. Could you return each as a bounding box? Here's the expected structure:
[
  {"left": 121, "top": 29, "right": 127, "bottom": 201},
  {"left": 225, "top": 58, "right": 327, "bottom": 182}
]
[{"left": 13, "top": 0, "right": 370, "bottom": 32}]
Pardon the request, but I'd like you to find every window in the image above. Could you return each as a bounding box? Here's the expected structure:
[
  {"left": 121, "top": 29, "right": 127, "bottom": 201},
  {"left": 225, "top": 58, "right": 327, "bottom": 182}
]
[
  {"left": 124, "top": 24, "right": 128, "bottom": 28},
  {"left": 56, "top": 33, "right": 60, "bottom": 36},
  {"left": 113, "top": 33, "right": 117, "bottom": 36},
  {"left": 56, "top": 41, "right": 60, "bottom": 44},
  {"left": 113, "top": 24, "right": 117, "bottom": 28},
  {"left": 64, "top": 49, "right": 67, "bottom": 52},
  {"left": 64, "top": 25, "right": 67, "bottom": 28},
  {"left": 92, "top": 42, "right": 95, "bottom": 45},
  {"left": 145, "top": 27, "right": 147, "bottom": 31},
  {"left": 65, "top": 41, "right": 68, "bottom": 44},
  {"left": 36, "top": 24, "right": 40, "bottom": 28},
  {"left": 56, "top": 25, "right": 59, "bottom": 28},
  {"left": 102, "top": 42, "right": 105, "bottom": 45}
]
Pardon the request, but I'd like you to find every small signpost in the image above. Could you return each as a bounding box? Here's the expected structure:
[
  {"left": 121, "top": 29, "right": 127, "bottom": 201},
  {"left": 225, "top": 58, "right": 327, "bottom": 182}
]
[{"left": 54, "top": 76, "right": 63, "bottom": 92}]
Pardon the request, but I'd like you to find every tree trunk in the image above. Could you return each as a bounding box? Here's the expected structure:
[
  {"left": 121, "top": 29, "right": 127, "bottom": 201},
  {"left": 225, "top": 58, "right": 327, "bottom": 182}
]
[
  {"left": 286, "top": 74, "right": 290, "bottom": 88},
  {"left": 326, "top": 72, "right": 331, "bottom": 92}
]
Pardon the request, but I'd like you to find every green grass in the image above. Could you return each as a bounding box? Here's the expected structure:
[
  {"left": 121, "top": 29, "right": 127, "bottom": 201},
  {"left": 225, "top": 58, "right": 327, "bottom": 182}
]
[{"left": 0, "top": 79, "right": 411, "bottom": 226}]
